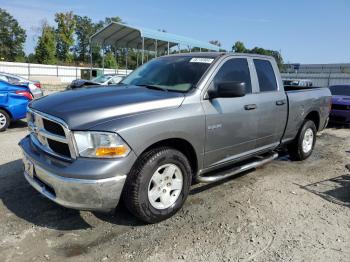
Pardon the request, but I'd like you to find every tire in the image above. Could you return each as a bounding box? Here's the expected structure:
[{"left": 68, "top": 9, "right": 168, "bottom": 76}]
[
  {"left": 0, "top": 109, "right": 10, "bottom": 132},
  {"left": 123, "top": 147, "right": 192, "bottom": 223},
  {"left": 288, "top": 120, "right": 317, "bottom": 161}
]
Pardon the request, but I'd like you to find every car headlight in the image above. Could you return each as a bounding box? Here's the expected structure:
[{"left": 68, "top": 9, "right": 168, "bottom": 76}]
[{"left": 73, "top": 131, "right": 130, "bottom": 158}]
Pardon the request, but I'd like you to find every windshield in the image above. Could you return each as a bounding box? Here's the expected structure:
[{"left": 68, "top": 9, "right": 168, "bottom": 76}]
[
  {"left": 330, "top": 85, "right": 350, "bottom": 96},
  {"left": 121, "top": 56, "right": 214, "bottom": 92},
  {"left": 92, "top": 75, "right": 112, "bottom": 83}
]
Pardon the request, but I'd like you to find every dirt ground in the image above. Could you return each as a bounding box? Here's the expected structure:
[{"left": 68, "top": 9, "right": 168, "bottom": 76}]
[{"left": 0, "top": 121, "right": 349, "bottom": 262}]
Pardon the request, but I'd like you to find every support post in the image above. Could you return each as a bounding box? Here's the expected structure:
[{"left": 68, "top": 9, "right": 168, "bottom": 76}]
[
  {"left": 141, "top": 37, "right": 145, "bottom": 64},
  {"left": 155, "top": 40, "right": 158, "bottom": 58},
  {"left": 89, "top": 42, "right": 93, "bottom": 79},
  {"left": 125, "top": 47, "right": 128, "bottom": 75},
  {"left": 27, "top": 63, "right": 30, "bottom": 79},
  {"left": 114, "top": 50, "right": 117, "bottom": 74},
  {"left": 102, "top": 45, "right": 105, "bottom": 74},
  {"left": 136, "top": 51, "right": 139, "bottom": 67},
  {"left": 167, "top": 42, "right": 170, "bottom": 55}
]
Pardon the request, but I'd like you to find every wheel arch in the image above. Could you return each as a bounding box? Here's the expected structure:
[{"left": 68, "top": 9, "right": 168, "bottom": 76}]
[
  {"left": 0, "top": 107, "right": 13, "bottom": 119},
  {"left": 138, "top": 138, "right": 199, "bottom": 175},
  {"left": 305, "top": 110, "right": 320, "bottom": 131}
]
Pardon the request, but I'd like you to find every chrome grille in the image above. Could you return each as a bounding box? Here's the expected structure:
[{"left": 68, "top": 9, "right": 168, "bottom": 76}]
[{"left": 27, "top": 109, "right": 76, "bottom": 161}]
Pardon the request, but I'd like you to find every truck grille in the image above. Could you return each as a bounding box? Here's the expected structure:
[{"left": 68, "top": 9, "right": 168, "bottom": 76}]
[{"left": 27, "top": 109, "right": 76, "bottom": 161}]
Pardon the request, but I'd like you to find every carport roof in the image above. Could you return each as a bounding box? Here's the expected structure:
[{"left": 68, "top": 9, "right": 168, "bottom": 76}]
[{"left": 90, "top": 22, "right": 220, "bottom": 51}]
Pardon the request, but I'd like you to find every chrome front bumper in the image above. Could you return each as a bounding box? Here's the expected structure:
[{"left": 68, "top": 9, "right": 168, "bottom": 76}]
[{"left": 22, "top": 151, "right": 127, "bottom": 212}]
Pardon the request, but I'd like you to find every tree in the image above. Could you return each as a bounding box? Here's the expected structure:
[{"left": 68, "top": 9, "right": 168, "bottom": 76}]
[
  {"left": 249, "top": 47, "right": 284, "bottom": 69},
  {"left": 232, "top": 41, "right": 284, "bottom": 69},
  {"left": 0, "top": 8, "right": 26, "bottom": 61},
  {"left": 103, "top": 16, "right": 123, "bottom": 26},
  {"left": 103, "top": 52, "right": 117, "bottom": 68},
  {"left": 74, "top": 15, "right": 97, "bottom": 63},
  {"left": 27, "top": 53, "right": 37, "bottom": 63},
  {"left": 232, "top": 41, "right": 246, "bottom": 53},
  {"left": 209, "top": 40, "right": 222, "bottom": 47},
  {"left": 34, "top": 21, "right": 56, "bottom": 64},
  {"left": 55, "top": 11, "right": 76, "bottom": 62}
]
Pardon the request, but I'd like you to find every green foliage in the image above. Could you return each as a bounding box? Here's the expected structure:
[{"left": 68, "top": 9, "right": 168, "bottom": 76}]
[
  {"left": 35, "top": 22, "right": 56, "bottom": 64},
  {"left": 103, "top": 52, "right": 117, "bottom": 68},
  {"left": 0, "top": 8, "right": 26, "bottom": 61},
  {"left": 232, "top": 41, "right": 284, "bottom": 70},
  {"left": 74, "top": 15, "right": 97, "bottom": 63},
  {"left": 27, "top": 53, "right": 37, "bottom": 63},
  {"left": 232, "top": 41, "right": 246, "bottom": 53},
  {"left": 55, "top": 11, "right": 76, "bottom": 62},
  {"left": 209, "top": 40, "right": 221, "bottom": 47},
  {"left": 103, "top": 16, "right": 123, "bottom": 25}
]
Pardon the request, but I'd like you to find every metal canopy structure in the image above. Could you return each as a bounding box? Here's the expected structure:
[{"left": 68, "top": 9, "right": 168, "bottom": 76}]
[
  {"left": 89, "top": 22, "right": 220, "bottom": 76},
  {"left": 90, "top": 22, "right": 220, "bottom": 52}
]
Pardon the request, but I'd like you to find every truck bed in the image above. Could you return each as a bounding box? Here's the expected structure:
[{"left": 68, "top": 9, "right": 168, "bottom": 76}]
[
  {"left": 284, "top": 85, "right": 323, "bottom": 91},
  {"left": 282, "top": 87, "right": 331, "bottom": 143}
]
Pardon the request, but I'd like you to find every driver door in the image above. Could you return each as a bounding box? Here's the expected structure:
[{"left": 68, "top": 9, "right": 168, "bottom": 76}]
[{"left": 202, "top": 57, "right": 260, "bottom": 168}]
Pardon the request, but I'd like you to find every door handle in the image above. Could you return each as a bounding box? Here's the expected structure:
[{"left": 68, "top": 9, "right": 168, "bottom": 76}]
[
  {"left": 276, "top": 100, "right": 286, "bottom": 106},
  {"left": 244, "top": 104, "right": 257, "bottom": 110}
]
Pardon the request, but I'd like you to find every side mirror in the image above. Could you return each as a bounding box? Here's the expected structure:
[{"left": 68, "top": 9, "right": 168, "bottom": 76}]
[{"left": 208, "top": 81, "right": 246, "bottom": 99}]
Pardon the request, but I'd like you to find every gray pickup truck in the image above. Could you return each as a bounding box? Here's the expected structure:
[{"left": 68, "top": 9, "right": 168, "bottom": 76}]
[{"left": 19, "top": 53, "right": 331, "bottom": 223}]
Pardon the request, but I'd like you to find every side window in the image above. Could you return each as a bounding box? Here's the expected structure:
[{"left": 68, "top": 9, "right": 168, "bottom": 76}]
[
  {"left": 0, "top": 75, "right": 8, "bottom": 82},
  {"left": 254, "top": 59, "right": 278, "bottom": 92},
  {"left": 109, "top": 76, "right": 120, "bottom": 84},
  {"left": 213, "top": 58, "right": 252, "bottom": 94},
  {"left": 7, "top": 76, "right": 19, "bottom": 84}
]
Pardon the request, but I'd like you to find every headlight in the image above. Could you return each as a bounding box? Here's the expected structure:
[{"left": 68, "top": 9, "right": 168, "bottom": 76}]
[{"left": 73, "top": 131, "right": 130, "bottom": 158}]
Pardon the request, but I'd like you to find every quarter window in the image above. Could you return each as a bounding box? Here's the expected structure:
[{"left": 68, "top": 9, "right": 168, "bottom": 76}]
[
  {"left": 254, "top": 59, "right": 278, "bottom": 92},
  {"left": 213, "top": 58, "right": 252, "bottom": 93}
]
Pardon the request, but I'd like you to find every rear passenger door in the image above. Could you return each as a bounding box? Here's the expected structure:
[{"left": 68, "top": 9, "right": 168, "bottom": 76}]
[{"left": 252, "top": 59, "right": 288, "bottom": 150}]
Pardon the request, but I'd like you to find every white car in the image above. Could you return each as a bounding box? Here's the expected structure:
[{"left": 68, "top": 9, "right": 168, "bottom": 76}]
[
  {"left": 92, "top": 74, "right": 124, "bottom": 85},
  {"left": 283, "top": 79, "right": 313, "bottom": 88},
  {"left": 0, "top": 72, "right": 44, "bottom": 98},
  {"left": 68, "top": 74, "right": 124, "bottom": 89}
]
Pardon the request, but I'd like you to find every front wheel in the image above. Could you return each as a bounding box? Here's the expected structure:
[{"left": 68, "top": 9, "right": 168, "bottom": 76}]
[
  {"left": 288, "top": 120, "right": 317, "bottom": 161},
  {"left": 123, "top": 147, "right": 192, "bottom": 223}
]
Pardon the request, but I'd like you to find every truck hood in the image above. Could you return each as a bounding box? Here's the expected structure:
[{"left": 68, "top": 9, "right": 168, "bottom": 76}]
[
  {"left": 332, "top": 95, "right": 350, "bottom": 105},
  {"left": 30, "top": 85, "right": 185, "bottom": 130}
]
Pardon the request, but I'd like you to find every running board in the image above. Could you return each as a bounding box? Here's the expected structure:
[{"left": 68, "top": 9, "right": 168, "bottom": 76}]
[{"left": 196, "top": 152, "right": 279, "bottom": 183}]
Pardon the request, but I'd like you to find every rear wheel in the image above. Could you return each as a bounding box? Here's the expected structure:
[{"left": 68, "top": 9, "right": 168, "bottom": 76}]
[
  {"left": 288, "top": 120, "right": 317, "bottom": 161},
  {"left": 0, "top": 110, "right": 10, "bottom": 132},
  {"left": 123, "top": 147, "right": 192, "bottom": 223}
]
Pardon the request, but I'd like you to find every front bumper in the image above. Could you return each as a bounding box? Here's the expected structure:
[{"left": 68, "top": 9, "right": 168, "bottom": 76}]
[
  {"left": 19, "top": 135, "right": 136, "bottom": 212},
  {"left": 329, "top": 109, "right": 350, "bottom": 124}
]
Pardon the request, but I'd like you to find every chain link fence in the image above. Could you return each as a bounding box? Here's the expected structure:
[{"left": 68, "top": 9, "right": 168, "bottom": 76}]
[
  {"left": 281, "top": 73, "right": 350, "bottom": 87},
  {"left": 0, "top": 61, "right": 132, "bottom": 85}
]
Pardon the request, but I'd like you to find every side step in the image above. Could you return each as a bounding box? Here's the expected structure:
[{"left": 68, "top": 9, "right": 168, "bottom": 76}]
[{"left": 196, "top": 152, "right": 279, "bottom": 183}]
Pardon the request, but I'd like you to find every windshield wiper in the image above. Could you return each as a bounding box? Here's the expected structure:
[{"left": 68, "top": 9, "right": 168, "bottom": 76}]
[{"left": 135, "top": 84, "right": 168, "bottom": 92}]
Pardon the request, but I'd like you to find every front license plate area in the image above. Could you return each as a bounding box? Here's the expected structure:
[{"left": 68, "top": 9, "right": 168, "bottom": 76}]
[{"left": 23, "top": 156, "right": 35, "bottom": 178}]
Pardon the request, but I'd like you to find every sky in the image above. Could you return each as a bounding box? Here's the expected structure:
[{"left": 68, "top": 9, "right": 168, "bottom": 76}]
[{"left": 1, "top": 0, "right": 349, "bottom": 64}]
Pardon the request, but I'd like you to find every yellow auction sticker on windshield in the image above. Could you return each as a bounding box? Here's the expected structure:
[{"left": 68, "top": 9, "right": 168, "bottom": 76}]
[{"left": 190, "top": 58, "right": 214, "bottom": 63}]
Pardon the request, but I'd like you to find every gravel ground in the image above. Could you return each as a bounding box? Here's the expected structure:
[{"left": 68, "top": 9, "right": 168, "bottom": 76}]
[{"left": 0, "top": 121, "right": 349, "bottom": 262}]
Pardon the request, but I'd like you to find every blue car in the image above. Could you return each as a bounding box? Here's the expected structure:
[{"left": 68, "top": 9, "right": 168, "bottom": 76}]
[{"left": 0, "top": 80, "right": 33, "bottom": 131}]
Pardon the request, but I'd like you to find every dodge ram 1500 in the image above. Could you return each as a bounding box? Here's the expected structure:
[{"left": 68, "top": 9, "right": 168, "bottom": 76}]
[{"left": 19, "top": 53, "right": 331, "bottom": 223}]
